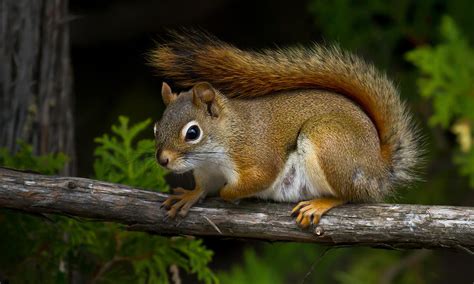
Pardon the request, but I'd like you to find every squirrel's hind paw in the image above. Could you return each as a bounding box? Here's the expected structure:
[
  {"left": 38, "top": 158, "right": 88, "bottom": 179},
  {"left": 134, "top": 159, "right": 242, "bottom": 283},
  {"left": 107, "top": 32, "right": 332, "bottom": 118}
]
[
  {"left": 291, "top": 198, "right": 345, "bottom": 228},
  {"left": 161, "top": 187, "right": 205, "bottom": 218}
]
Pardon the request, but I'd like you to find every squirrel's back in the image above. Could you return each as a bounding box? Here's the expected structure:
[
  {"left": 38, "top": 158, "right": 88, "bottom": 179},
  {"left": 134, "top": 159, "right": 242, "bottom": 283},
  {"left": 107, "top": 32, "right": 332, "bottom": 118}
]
[{"left": 150, "top": 31, "right": 422, "bottom": 188}]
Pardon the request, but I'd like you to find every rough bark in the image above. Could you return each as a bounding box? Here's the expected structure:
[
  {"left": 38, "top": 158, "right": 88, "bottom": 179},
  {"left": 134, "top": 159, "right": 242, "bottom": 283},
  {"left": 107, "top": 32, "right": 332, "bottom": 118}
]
[
  {"left": 0, "top": 0, "right": 75, "bottom": 174},
  {"left": 0, "top": 167, "right": 473, "bottom": 252}
]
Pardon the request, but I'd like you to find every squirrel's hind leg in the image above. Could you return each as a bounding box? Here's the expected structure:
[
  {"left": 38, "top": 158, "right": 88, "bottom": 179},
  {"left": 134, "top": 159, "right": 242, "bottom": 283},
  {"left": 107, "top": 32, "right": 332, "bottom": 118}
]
[
  {"left": 292, "top": 198, "right": 345, "bottom": 228},
  {"left": 292, "top": 113, "right": 386, "bottom": 228}
]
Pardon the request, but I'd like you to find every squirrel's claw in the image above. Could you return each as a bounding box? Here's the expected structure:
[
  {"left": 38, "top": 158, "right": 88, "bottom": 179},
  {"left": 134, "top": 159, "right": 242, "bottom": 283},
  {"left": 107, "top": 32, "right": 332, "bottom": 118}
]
[
  {"left": 292, "top": 198, "right": 345, "bottom": 229},
  {"left": 161, "top": 187, "right": 205, "bottom": 218}
]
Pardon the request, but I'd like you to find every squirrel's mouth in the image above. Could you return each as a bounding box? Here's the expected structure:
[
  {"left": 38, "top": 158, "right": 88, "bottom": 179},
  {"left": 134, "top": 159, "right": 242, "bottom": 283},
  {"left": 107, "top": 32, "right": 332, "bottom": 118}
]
[
  {"left": 164, "top": 158, "right": 196, "bottom": 174},
  {"left": 157, "top": 163, "right": 190, "bottom": 175},
  {"left": 169, "top": 166, "right": 190, "bottom": 175}
]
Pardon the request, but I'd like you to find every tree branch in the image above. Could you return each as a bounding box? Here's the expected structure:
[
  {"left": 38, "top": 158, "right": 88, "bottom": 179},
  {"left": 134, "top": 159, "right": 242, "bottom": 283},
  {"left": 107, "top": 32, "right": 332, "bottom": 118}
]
[{"left": 1, "top": 167, "right": 473, "bottom": 252}]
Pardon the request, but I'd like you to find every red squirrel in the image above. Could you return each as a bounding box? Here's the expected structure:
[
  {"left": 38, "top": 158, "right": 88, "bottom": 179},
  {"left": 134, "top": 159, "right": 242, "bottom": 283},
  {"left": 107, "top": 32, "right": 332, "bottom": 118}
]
[{"left": 150, "top": 32, "right": 421, "bottom": 228}]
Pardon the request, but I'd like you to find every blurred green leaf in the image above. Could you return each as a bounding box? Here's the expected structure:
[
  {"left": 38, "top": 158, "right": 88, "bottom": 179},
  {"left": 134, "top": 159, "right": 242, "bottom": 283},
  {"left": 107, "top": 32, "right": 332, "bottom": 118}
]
[
  {"left": 406, "top": 16, "right": 474, "bottom": 186},
  {"left": 0, "top": 141, "right": 68, "bottom": 175},
  {"left": 93, "top": 115, "right": 168, "bottom": 191}
]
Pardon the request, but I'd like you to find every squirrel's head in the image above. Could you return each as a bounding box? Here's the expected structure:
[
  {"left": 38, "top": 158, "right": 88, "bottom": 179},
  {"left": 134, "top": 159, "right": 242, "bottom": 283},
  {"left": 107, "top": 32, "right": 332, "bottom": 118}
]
[{"left": 154, "top": 82, "right": 229, "bottom": 173}]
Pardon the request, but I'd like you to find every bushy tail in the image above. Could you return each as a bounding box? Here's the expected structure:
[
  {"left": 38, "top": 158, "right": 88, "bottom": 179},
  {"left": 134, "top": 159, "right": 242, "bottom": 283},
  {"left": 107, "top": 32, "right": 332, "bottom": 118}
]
[{"left": 149, "top": 31, "right": 421, "bottom": 186}]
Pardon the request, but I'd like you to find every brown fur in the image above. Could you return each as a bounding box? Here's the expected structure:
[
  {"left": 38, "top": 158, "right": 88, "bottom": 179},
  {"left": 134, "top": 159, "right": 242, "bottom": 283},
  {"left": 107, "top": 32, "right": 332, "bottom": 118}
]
[{"left": 151, "top": 31, "right": 422, "bottom": 204}]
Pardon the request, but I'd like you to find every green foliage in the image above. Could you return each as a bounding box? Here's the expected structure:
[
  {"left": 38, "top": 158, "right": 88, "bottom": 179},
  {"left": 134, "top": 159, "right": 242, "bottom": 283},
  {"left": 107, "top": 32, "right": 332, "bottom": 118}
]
[
  {"left": 218, "top": 249, "right": 282, "bottom": 284},
  {"left": 0, "top": 140, "right": 68, "bottom": 174},
  {"left": 454, "top": 148, "right": 474, "bottom": 187},
  {"left": 0, "top": 211, "right": 66, "bottom": 283},
  {"left": 406, "top": 16, "right": 474, "bottom": 187},
  {"left": 218, "top": 243, "right": 344, "bottom": 283},
  {"left": 405, "top": 16, "right": 474, "bottom": 128},
  {"left": 130, "top": 236, "right": 216, "bottom": 284},
  {"left": 334, "top": 249, "right": 430, "bottom": 284},
  {"left": 0, "top": 117, "right": 217, "bottom": 283},
  {"left": 94, "top": 116, "right": 168, "bottom": 191}
]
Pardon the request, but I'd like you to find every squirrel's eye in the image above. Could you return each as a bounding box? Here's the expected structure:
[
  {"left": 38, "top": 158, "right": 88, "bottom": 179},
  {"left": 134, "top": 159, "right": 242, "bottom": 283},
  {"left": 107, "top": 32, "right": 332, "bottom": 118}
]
[
  {"left": 185, "top": 125, "right": 201, "bottom": 141},
  {"left": 181, "top": 120, "right": 203, "bottom": 144}
]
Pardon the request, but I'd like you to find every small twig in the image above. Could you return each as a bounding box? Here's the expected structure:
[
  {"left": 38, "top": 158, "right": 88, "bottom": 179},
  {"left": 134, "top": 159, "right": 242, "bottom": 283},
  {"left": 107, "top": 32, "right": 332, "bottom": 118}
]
[
  {"left": 90, "top": 256, "right": 127, "bottom": 284},
  {"left": 379, "top": 250, "right": 431, "bottom": 284},
  {"left": 455, "top": 245, "right": 474, "bottom": 255},
  {"left": 90, "top": 251, "right": 156, "bottom": 284},
  {"left": 300, "top": 247, "right": 332, "bottom": 284},
  {"left": 203, "top": 216, "right": 222, "bottom": 235}
]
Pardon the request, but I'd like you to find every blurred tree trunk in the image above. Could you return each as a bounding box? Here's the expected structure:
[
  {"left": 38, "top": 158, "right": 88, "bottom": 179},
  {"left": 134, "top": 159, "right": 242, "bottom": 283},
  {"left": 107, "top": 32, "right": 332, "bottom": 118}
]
[{"left": 0, "top": 0, "right": 75, "bottom": 175}]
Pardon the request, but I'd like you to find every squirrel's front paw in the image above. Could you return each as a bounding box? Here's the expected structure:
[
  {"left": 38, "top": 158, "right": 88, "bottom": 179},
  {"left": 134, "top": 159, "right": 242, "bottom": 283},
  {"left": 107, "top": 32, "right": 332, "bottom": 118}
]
[
  {"left": 291, "top": 198, "right": 345, "bottom": 228},
  {"left": 161, "top": 187, "right": 205, "bottom": 218}
]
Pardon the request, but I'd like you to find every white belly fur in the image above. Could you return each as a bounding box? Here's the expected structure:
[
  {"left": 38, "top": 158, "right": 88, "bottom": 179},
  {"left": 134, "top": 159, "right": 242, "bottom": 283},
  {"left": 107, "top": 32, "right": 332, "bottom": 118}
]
[{"left": 256, "top": 135, "right": 335, "bottom": 202}]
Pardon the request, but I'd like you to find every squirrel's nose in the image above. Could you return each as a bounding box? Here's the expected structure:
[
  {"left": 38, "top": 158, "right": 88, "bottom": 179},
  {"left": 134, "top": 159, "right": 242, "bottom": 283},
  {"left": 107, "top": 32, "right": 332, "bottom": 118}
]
[
  {"left": 158, "top": 156, "right": 169, "bottom": 167},
  {"left": 156, "top": 149, "right": 171, "bottom": 167}
]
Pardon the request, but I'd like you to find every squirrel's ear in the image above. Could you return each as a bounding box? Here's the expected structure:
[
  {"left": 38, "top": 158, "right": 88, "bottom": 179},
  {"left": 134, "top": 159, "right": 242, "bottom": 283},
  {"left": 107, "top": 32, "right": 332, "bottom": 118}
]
[
  {"left": 162, "top": 82, "right": 177, "bottom": 106},
  {"left": 192, "top": 82, "right": 219, "bottom": 117}
]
